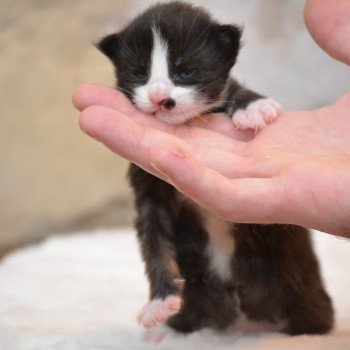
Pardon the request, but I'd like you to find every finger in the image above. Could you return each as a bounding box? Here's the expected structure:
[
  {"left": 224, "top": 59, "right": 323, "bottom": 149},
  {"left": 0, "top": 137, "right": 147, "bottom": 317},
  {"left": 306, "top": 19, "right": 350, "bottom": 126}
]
[
  {"left": 79, "top": 105, "right": 240, "bottom": 180},
  {"left": 304, "top": 0, "right": 350, "bottom": 65},
  {"left": 79, "top": 105, "right": 261, "bottom": 181},
  {"left": 72, "top": 84, "right": 138, "bottom": 115},
  {"left": 171, "top": 125, "right": 248, "bottom": 155},
  {"left": 72, "top": 84, "right": 180, "bottom": 132},
  {"left": 149, "top": 145, "right": 286, "bottom": 224},
  {"left": 184, "top": 143, "right": 275, "bottom": 178},
  {"left": 79, "top": 105, "right": 168, "bottom": 179}
]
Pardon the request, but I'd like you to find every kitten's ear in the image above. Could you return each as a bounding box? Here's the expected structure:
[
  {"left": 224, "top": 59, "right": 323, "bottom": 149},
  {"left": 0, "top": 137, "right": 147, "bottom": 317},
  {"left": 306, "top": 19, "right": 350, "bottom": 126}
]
[
  {"left": 96, "top": 33, "right": 119, "bottom": 59},
  {"left": 217, "top": 24, "right": 243, "bottom": 57}
]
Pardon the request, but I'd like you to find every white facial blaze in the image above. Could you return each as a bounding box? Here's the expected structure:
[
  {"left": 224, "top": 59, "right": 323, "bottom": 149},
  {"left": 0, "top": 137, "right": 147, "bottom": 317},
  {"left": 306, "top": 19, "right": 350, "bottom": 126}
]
[
  {"left": 149, "top": 29, "right": 170, "bottom": 84},
  {"left": 133, "top": 29, "right": 171, "bottom": 113},
  {"left": 133, "top": 28, "right": 214, "bottom": 124}
]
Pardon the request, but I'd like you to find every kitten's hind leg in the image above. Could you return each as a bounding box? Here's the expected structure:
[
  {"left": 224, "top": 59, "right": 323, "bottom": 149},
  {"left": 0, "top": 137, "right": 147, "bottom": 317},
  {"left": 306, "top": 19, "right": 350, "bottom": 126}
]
[
  {"left": 167, "top": 280, "right": 238, "bottom": 333},
  {"left": 284, "top": 287, "right": 334, "bottom": 335}
]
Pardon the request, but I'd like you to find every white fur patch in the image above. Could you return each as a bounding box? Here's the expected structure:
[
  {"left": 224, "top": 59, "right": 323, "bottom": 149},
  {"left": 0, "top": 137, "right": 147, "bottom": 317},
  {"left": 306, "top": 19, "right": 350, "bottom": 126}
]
[
  {"left": 150, "top": 29, "right": 169, "bottom": 83},
  {"left": 207, "top": 245, "right": 233, "bottom": 281},
  {"left": 133, "top": 29, "right": 171, "bottom": 113},
  {"left": 197, "top": 206, "right": 234, "bottom": 281},
  {"left": 232, "top": 98, "right": 282, "bottom": 131}
]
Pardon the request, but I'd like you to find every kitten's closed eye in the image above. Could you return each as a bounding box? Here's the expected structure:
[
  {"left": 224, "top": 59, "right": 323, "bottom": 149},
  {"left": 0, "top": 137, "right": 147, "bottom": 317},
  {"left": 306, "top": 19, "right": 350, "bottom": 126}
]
[
  {"left": 174, "top": 56, "right": 198, "bottom": 80},
  {"left": 178, "top": 67, "right": 198, "bottom": 79},
  {"left": 131, "top": 69, "right": 147, "bottom": 79}
]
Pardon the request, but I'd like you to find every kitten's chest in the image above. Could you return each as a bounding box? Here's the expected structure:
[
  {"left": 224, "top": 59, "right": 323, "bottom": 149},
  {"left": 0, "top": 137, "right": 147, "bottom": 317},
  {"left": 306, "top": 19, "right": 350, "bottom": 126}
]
[{"left": 177, "top": 193, "right": 235, "bottom": 281}]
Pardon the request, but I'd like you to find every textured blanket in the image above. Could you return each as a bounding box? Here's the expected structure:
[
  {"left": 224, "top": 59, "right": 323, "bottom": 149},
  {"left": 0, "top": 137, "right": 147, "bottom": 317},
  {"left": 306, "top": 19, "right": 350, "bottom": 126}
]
[{"left": 0, "top": 229, "right": 349, "bottom": 349}]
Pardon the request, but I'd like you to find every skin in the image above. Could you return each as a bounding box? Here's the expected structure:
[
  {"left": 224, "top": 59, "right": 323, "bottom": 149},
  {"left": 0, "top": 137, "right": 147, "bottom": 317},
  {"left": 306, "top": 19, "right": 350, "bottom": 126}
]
[{"left": 73, "top": 0, "right": 350, "bottom": 237}]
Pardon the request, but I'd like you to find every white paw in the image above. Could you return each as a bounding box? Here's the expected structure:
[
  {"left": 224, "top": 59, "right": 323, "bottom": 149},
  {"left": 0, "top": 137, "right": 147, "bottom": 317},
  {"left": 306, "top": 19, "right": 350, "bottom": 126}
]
[
  {"left": 137, "top": 295, "right": 182, "bottom": 329},
  {"left": 233, "top": 98, "right": 282, "bottom": 132}
]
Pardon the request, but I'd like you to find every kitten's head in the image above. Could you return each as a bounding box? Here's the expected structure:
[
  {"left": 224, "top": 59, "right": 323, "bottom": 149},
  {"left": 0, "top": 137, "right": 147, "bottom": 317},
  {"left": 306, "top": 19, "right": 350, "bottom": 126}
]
[{"left": 98, "top": 1, "right": 242, "bottom": 124}]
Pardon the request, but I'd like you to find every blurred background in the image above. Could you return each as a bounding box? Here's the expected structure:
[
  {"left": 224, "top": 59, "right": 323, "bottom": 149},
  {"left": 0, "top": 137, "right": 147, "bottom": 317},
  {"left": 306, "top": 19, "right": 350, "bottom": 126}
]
[{"left": 1, "top": 0, "right": 349, "bottom": 256}]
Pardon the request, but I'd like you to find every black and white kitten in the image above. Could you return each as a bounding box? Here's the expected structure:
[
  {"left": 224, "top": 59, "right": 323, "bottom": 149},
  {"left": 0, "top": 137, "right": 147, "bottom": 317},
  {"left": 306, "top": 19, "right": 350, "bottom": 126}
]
[{"left": 98, "top": 1, "right": 333, "bottom": 335}]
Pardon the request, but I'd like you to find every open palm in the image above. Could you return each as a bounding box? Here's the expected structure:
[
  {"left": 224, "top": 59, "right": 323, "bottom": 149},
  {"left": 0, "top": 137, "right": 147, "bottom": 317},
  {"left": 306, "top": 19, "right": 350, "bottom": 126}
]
[{"left": 74, "top": 85, "right": 350, "bottom": 236}]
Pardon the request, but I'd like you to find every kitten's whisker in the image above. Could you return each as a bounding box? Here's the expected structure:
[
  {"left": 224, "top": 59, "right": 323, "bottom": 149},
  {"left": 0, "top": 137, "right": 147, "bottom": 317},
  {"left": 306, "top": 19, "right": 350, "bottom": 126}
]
[
  {"left": 194, "top": 79, "right": 225, "bottom": 94},
  {"left": 183, "top": 11, "right": 200, "bottom": 48},
  {"left": 184, "top": 24, "right": 211, "bottom": 57},
  {"left": 117, "top": 86, "right": 132, "bottom": 94},
  {"left": 130, "top": 22, "right": 141, "bottom": 57},
  {"left": 176, "top": 102, "right": 210, "bottom": 124},
  {"left": 118, "top": 34, "right": 138, "bottom": 61}
]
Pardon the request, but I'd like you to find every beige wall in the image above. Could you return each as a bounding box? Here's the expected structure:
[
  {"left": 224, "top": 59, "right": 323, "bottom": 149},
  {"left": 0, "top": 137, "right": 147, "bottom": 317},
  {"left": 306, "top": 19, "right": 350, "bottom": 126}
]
[{"left": 1, "top": 1, "right": 137, "bottom": 245}]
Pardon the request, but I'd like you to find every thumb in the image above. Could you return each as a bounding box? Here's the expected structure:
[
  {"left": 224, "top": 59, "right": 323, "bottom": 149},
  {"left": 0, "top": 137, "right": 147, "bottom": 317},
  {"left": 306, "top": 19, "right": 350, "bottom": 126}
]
[{"left": 304, "top": 0, "right": 350, "bottom": 65}]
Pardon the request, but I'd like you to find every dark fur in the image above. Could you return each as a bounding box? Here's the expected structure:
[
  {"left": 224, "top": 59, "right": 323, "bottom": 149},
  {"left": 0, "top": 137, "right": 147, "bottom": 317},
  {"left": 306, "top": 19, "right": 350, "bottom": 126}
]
[{"left": 98, "top": 1, "right": 334, "bottom": 334}]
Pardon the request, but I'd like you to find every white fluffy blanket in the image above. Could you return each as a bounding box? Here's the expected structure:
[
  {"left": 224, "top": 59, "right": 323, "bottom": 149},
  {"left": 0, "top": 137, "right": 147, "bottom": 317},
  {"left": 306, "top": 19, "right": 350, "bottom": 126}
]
[{"left": 0, "top": 228, "right": 349, "bottom": 350}]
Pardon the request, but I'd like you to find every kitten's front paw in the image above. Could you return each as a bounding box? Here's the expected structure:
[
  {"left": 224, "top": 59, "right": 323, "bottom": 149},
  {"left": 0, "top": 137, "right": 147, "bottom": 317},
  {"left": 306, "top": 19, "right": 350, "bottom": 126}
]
[
  {"left": 233, "top": 98, "right": 282, "bottom": 132},
  {"left": 137, "top": 295, "right": 182, "bottom": 329}
]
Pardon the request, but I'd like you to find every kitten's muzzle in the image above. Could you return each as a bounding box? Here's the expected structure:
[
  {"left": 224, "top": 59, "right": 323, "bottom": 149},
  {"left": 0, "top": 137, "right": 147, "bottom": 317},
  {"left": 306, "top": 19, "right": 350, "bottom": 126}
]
[{"left": 148, "top": 81, "right": 175, "bottom": 109}]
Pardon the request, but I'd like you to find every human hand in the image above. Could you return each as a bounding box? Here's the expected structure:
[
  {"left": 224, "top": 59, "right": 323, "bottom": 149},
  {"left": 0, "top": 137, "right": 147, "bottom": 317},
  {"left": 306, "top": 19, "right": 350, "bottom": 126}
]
[
  {"left": 73, "top": 0, "right": 350, "bottom": 237},
  {"left": 73, "top": 84, "right": 350, "bottom": 237}
]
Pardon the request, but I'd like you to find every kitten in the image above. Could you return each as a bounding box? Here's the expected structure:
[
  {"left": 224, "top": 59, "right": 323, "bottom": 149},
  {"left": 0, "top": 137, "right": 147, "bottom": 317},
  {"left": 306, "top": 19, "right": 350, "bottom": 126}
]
[{"left": 98, "top": 1, "right": 333, "bottom": 335}]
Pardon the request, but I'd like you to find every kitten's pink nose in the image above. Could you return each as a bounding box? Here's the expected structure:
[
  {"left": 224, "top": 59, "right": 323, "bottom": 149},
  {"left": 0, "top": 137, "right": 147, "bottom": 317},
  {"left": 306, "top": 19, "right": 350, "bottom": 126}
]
[{"left": 148, "top": 81, "right": 171, "bottom": 106}]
